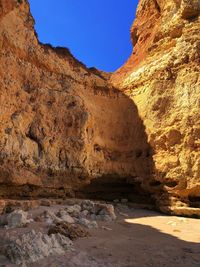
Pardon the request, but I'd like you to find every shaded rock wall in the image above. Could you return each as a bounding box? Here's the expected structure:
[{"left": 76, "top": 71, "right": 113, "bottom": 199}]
[
  {"left": 0, "top": 0, "right": 152, "bottom": 200},
  {"left": 111, "top": 0, "right": 200, "bottom": 214}
]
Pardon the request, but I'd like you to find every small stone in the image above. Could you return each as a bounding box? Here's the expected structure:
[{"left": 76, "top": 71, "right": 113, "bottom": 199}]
[
  {"left": 118, "top": 212, "right": 129, "bottom": 217},
  {"left": 89, "top": 221, "right": 98, "bottom": 229},
  {"left": 46, "top": 218, "right": 54, "bottom": 226},
  {"left": 101, "top": 226, "right": 112, "bottom": 231},
  {"left": 81, "top": 200, "right": 95, "bottom": 213},
  {"left": 101, "top": 215, "right": 113, "bottom": 222},
  {"left": 81, "top": 210, "right": 89, "bottom": 217},
  {"left": 78, "top": 218, "right": 98, "bottom": 229},
  {"left": 62, "top": 214, "right": 75, "bottom": 224},
  {"left": 66, "top": 205, "right": 81, "bottom": 214},
  {"left": 48, "top": 222, "right": 89, "bottom": 240},
  {"left": 39, "top": 210, "right": 61, "bottom": 224},
  {"left": 57, "top": 210, "right": 75, "bottom": 224},
  {"left": 65, "top": 205, "right": 81, "bottom": 218},
  {"left": 94, "top": 203, "right": 116, "bottom": 220},
  {"left": 173, "top": 229, "right": 181, "bottom": 232}
]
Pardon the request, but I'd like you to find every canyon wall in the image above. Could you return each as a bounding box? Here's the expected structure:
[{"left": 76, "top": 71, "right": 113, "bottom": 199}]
[
  {"left": 0, "top": 0, "right": 199, "bottom": 215},
  {"left": 0, "top": 0, "right": 152, "bottom": 201},
  {"left": 112, "top": 0, "right": 200, "bottom": 214}
]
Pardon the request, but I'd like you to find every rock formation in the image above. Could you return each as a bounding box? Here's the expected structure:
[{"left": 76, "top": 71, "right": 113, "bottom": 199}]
[
  {"left": 0, "top": 0, "right": 152, "bottom": 201},
  {"left": 111, "top": 0, "right": 200, "bottom": 215},
  {"left": 6, "top": 230, "right": 73, "bottom": 264},
  {"left": 0, "top": 0, "right": 199, "bottom": 216}
]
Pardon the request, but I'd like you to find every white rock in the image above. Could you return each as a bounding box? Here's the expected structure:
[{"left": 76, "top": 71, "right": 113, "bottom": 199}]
[
  {"left": 7, "top": 210, "right": 31, "bottom": 228},
  {"left": 95, "top": 203, "right": 116, "bottom": 220},
  {"left": 62, "top": 214, "right": 75, "bottom": 224},
  {"left": 81, "top": 210, "right": 89, "bottom": 218},
  {"left": 5, "top": 230, "right": 73, "bottom": 264},
  {"left": 78, "top": 218, "right": 98, "bottom": 229},
  {"left": 66, "top": 205, "right": 81, "bottom": 214},
  {"left": 89, "top": 221, "right": 98, "bottom": 229},
  {"left": 45, "top": 218, "right": 54, "bottom": 226},
  {"left": 81, "top": 200, "right": 95, "bottom": 213},
  {"left": 56, "top": 209, "right": 75, "bottom": 223},
  {"left": 40, "top": 210, "right": 61, "bottom": 224}
]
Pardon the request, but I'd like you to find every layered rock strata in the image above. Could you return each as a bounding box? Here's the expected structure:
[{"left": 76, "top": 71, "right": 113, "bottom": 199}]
[
  {"left": 0, "top": 0, "right": 152, "bottom": 202},
  {"left": 111, "top": 0, "right": 200, "bottom": 214},
  {"left": 0, "top": 0, "right": 199, "bottom": 215}
]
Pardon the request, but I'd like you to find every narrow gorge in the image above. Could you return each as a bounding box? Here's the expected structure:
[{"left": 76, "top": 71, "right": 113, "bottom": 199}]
[{"left": 0, "top": 0, "right": 200, "bottom": 217}]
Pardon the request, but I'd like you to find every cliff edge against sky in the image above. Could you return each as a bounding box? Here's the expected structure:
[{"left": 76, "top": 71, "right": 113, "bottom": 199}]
[
  {"left": 112, "top": 0, "right": 200, "bottom": 215},
  {"left": 0, "top": 0, "right": 200, "bottom": 216}
]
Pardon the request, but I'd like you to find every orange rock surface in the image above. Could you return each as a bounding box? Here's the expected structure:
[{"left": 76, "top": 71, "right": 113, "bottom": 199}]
[
  {"left": 0, "top": 0, "right": 199, "bottom": 216},
  {"left": 112, "top": 0, "right": 200, "bottom": 214},
  {"left": 0, "top": 0, "right": 152, "bottom": 201}
]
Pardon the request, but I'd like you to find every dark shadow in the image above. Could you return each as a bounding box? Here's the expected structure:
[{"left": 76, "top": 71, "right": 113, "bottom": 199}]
[{"left": 75, "top": 84, "right": 169, "bottom": 213}]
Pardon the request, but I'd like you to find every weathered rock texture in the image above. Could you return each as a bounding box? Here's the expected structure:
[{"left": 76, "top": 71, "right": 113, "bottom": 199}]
[
  {"left": 112, "top": 0, "right": 200, "bottom": 214},
  {"left": 0, "top": 0, "right": 152, "bottom": 201},
  {"left": 0, "top": 0, "right": 199, "bottom": 215},
  {"left": 5, "top": 230, "right": 73, "bottom": 264}
]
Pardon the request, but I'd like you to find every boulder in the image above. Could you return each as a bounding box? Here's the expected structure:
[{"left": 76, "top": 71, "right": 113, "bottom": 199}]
[
  {"left": 57, "top": 209, "right": 75, "bottom": 224},
  {"left": 5, "top": 230, "right": 72, "bottom": 264},
  {"left": 48, "top": 222, "right": 89, "bottom": 240},
  {"left": 78, "top": 218, "right": 98, "bottom": 229},
  {"left": 94, "top": 203, "right": 116, "bottom": 221},
  {"left": 6, "top": 210, "right": 31, "bottom": 228},
  {"left": 37, "top": 210, "right": 61, "bottom": 225}
]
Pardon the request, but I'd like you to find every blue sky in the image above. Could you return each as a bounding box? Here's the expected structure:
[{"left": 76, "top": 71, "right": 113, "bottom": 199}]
[{"left": 29, "top": 0, "right": 138, "bottom": 72}]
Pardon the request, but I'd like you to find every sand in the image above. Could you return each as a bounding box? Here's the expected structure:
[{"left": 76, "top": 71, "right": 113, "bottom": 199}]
[{"left": 0, "top": 206, "right": 199, "bottom": 267}]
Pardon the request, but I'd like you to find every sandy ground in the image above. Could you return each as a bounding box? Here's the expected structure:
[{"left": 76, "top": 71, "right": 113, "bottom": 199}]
[{"left": 0, "top": 206, "right": 200, "bottom": 267}]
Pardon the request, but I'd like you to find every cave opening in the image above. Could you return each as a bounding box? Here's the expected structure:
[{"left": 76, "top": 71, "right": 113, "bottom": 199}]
[{"left": 76, "top": 175, "right": 156, "bottom": 208}]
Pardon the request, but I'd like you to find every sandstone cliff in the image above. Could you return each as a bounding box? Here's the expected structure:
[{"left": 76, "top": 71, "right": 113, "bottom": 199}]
[
  {"left": 0, "top": 0, "right": 152, "bottom": 201},
  {"left": 0, "top": 0, "right": 199, "bottom": 216},
  {"left": 112, "top": 0, "right": 200, "bottom": 215}
]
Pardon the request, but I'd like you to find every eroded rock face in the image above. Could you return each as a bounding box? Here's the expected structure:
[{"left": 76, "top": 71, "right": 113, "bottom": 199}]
[
  {"left": 111, "top": 0, "right": 200, "bottom": 213},
  {"left": 0, "top": 0, "right": 152, "bottom": 200},
  {"left": 0, "top": 0, "right": 199, "bottom": 215}
]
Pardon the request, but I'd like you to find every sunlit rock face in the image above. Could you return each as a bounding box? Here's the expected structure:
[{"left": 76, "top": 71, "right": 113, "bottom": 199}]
[
  {"left": 0, "top": 0, "right": 152, "bottom": 200},
  {"left": 111, "top": 0, "right": 200, "bottom": 214},
  {"left": 0, "top": 0, "right": 200, "bottom": 216}
]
